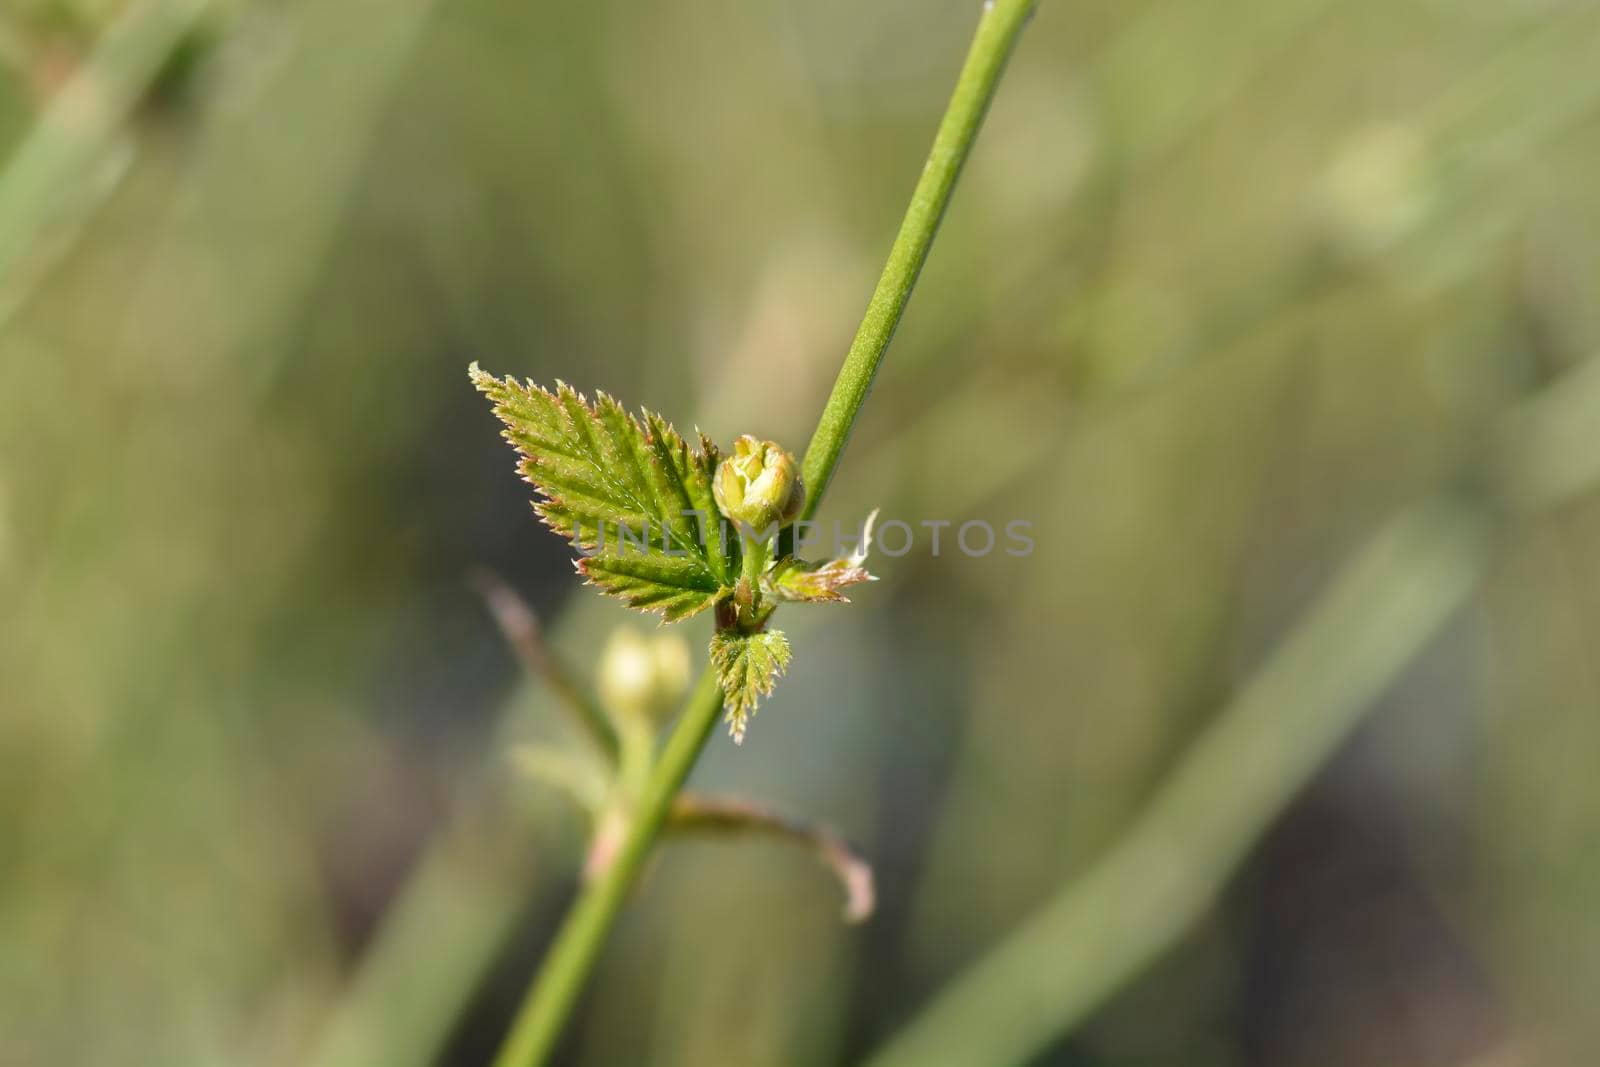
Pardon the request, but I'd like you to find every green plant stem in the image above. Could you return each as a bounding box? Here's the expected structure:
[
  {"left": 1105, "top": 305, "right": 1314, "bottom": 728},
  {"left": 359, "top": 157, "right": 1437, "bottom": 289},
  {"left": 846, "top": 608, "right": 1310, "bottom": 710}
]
[
  {"left": 491, "top": 668, "right": 723, "bottom": 1067},
  {"left": 799, "top": 0, "right": 1036, "bottom": 519},
  {"left": 741, "top": 534, "right": 769, "bottom": 588},
  {"left": 862, "top": 496, "right": 1494, "bottom": 1067},
  {"left": 489, "top": 4, "right": 1036, "bottom": 1064}
]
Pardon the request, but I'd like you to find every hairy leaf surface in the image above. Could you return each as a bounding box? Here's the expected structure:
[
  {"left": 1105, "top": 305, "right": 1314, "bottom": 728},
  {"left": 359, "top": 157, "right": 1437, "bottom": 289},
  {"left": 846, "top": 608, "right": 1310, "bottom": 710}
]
[
  {"left": 763, "top": 508, "right": 878, "bottom": 603},
  {"left": 709, "top": 629, "right": 792, "bottom": 744},
  {"left": 763, "top": 556, "right": 876, "bottom": 603},
  {"left": 471, "top": 364, "right": 736, "bottom": 620}
]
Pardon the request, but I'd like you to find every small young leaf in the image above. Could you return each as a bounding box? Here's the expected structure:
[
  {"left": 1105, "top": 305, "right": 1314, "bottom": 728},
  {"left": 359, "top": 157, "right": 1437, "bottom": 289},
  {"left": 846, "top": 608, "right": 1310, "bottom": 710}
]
[
  {"left": 763, "top": 556, "right": 876, "bottom": 603},
  {"left": 762, "top": 508, "right": 880, "bottom": 603},
  {"left": 470, "top": 364, "right": 737, "bottom": 620},
  {"left": 709, "top": 629, "right": 792, "bottom": 744}
]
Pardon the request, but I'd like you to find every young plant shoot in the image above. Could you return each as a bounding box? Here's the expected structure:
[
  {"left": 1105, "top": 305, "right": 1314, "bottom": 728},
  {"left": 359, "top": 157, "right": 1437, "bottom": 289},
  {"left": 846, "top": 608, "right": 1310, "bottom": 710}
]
[{"left": 468, "top": 370, "right": 877, "bottom": 743}]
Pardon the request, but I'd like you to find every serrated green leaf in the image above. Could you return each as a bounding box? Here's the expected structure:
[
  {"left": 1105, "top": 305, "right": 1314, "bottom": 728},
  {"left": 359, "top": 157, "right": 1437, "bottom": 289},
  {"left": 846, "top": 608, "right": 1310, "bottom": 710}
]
[
  {"left": 471, "top": 363, "right": 737, "bottom": 620},
  {"left": 577, "top": 554, "right": 723, "bottom": 622},
  {"left": 709, "top": 629, "right": 792, "bottom": 744}
]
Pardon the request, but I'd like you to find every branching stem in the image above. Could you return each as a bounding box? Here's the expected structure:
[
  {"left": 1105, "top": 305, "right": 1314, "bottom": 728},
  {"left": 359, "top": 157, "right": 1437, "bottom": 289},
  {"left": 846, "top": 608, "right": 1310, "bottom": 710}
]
[
  {"left": 490, "top": 4, "right": 1036, "bottom": 1063},
  {"left": 490, "top": 670, "right": 723, "bottom": 1067}
]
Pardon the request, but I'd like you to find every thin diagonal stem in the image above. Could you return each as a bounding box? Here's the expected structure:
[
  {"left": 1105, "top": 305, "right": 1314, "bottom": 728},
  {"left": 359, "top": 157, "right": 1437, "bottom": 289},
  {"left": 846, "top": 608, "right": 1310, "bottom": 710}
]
[
  {"left": 489, "top": 3, "right": 1037, "bottom": 1064},
  {"left": 491, "top": 669, "right": 723, "bottom": 1067},
  {"left": 800, "top": 0, "right": 1036, "bottom": 518}
]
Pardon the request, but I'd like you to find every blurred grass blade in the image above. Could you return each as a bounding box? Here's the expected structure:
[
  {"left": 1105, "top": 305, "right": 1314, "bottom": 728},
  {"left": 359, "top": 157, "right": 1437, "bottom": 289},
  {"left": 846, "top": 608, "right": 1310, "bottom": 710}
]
[
  {"left": 302, "top": 804, "right": 546, "bottom": 1067},
  {"left": 1093, "top": 0, "right": 1335, "bottom": 166},
  {"left": 126, "top": 0, "right": 441, "bottom": 394},
  {"left": 865, "top": 497, "right": 1494, "bottom": 1067},
  {"left": 0, "top": 0, "right": 210, "bottom": 325},
  {"left": 1491, "top": 354, "right": 1600, "bottom": 513}
]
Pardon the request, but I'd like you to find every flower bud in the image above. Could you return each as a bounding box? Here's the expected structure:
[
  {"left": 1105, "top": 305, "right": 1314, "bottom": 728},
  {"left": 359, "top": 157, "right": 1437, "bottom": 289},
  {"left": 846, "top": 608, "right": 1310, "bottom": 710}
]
[
  {"left": 597, "top": 627, "right": 691, "bottom": 724},
  {"left": 713, "top": 435, "right": 805, "bottom": 532}
]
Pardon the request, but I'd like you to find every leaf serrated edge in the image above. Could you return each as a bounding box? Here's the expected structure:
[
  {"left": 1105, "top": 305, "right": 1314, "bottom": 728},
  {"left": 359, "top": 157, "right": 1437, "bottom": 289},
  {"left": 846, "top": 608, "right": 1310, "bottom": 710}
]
[
  {"left": 574, "top": 556, "right": 724, "bottom": 623},
  {"left": 709, "top": 629, "right": 792, "bottom": 744},
  {"left": 470, "top": 363, "right": 732, "bottom": 620}
]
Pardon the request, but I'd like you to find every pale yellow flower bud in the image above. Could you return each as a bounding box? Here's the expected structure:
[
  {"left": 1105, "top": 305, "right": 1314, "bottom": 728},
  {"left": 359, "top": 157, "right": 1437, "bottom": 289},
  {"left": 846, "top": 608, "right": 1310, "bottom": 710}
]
[
  {"left": 597, "top": 627, "right": 691, "bottom": 723},
  {"left": 713, "top": 435, "right": 805, "bottom": 531}
]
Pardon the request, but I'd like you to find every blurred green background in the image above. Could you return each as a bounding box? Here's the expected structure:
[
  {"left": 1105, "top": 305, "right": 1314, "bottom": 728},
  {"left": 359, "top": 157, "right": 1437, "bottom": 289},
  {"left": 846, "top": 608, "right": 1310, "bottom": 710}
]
[{"left": 3, "top": 1, "right": 1600, "bottom": 1065}]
